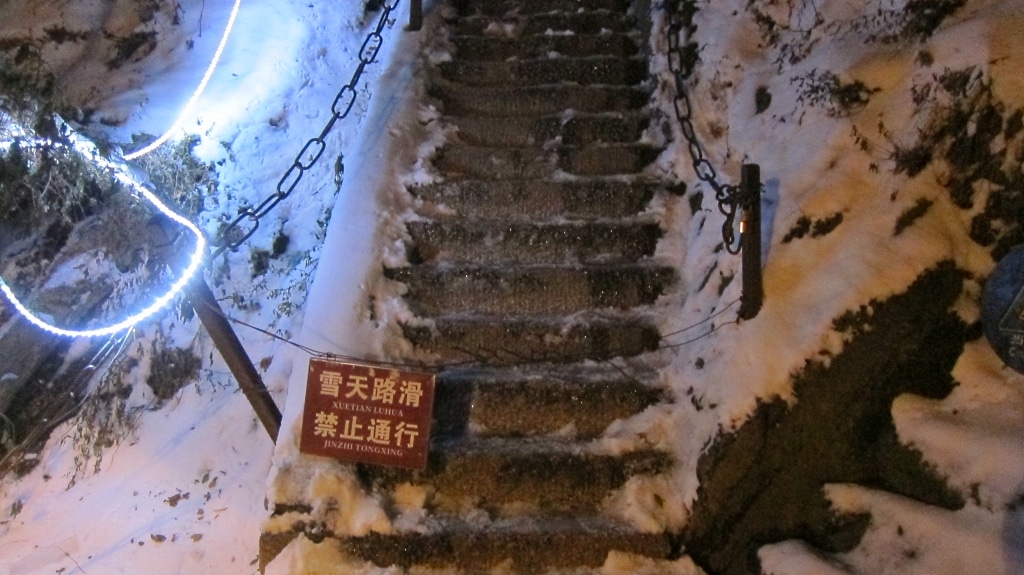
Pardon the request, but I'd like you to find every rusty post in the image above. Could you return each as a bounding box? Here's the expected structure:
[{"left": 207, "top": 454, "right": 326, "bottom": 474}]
[
  {"left": 188, "top": 276, "right": 281, "bottom": 442},
  {"left": 408, "top": 0, "right": 422, "bottom": 31},
  {"left": 738, "top": 164, "right": 764, "bottom": 320}
]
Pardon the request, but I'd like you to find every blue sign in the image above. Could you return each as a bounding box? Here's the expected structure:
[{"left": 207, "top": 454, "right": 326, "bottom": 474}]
[{"left": 982, "top": 245, "right": 1024, "bottom": 374}]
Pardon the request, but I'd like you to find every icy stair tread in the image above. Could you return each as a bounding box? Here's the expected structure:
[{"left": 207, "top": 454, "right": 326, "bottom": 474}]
[
  {"left": 430, "top": 78, "right": 650, "bottom": 117},
  {"left": 403, "top": 220, "right": 663, "bottom": 265},
  {"left": 437, "top": 55, "right": 648, "bottom": 87},
  {"left": 401, "top": 314, "right": 663, "bottom": 364},
  {"left": 410, "top": 178, "right": 661, "bottom": 221},
  {"left": 453, "top": 0, "right": 634, "bottom": 16},
  {"left": 451, "top": 32, "right": 640, "bottom": 61},
  {"left": 433, "top": 141, "right": 662, "bottom": 179},
  {"left": 339, "top": 514, "right": 673, "bottom": 573},
  {"left": 386, "top": 263, "right": 676, "bottom": 316},
  {"left": 448, "top": 111, "right": 650, "bottom": 147},
  {"left": 358, "top": 436, "right": 670, "bottom": 513},
  {"left": 431, "top": 362, "right": 665, "bottom": 438},
  {"left": 451, "top": 10, "right": 637, "bottom": 37}
]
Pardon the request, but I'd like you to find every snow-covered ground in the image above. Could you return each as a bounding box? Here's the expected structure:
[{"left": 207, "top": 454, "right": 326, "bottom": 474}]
[{"left": 1, "top": 0, "right": 1023, "bottom": 574}]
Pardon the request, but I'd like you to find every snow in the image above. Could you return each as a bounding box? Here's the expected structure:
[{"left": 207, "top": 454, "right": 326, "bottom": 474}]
[
  {"left": 893, "top": 340, "right": 1024, "bottom": 509},
  {"left": 798, "top": 483, "right": 1024, "bottom": 575},
  {"left": 0, "top": 0, "right": 1022, "bottom": 574},
  {"left": 1, "top": 384, "right": 272, "bottom": 574},
  {"left": 0, "top": 0, "right": 410, "bottom": 573}
]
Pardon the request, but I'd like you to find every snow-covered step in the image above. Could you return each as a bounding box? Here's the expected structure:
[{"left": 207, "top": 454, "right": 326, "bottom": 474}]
[
  {"left": 385, "top": 264, "right": 675, "bottom": 316},
  {"left": 433, "top": 144, "right": 555, "bottom": 180},
  {"left": 338, "top": 515, "right": 672, "bottom": 573},
  {"left": 559, "top": 143, "right": 663, "bottom": 176},
  {"left": 451, "top": 32, "right": 639, "bottom": 61},
  {"left": 448, "top": 112, "right": 649, "bottom": 147},
  {"left": 359, "top": 436, "right": 670, "bottom": 514},
  {"left": 403, "top": 220, "right": 661, "bottom": 265},
  {"left": 436, "top": 55, "right": 646, "bottom": 87},
  {"left": 401, "top": 315, "right": 662, "bottom": 364},
  {"left": 558, "top": 112, "right": 651, "bottom": 146},
  {"left": 446, "top": 114, "right": 562, "bottom": 147},
  {"left": 429, "top": 78, "right": 649, "bottom": 117},
  {"left": 410, "top": 179, "right": 658, "bottom": 221},
  {"left": 451, "top": 11, "right": 635, "bottom": 37},
  {"left": 433, "top": 142, "right": 661, "bottom": 179},
  {"left": 453, "top": 0, "right": 632, "bottom": 17},
  {"left": 431, "top": 363, "right": 664, "bottom": 438}
]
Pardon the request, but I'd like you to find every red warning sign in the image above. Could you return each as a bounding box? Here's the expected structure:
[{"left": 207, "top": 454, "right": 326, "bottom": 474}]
[{"left": 299, "top": 358, "right": 435, "bottom": 470}]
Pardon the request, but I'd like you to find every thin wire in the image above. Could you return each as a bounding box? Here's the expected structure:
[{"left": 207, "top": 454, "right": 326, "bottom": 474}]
[
  {"left": 660, "top": 320, "right": 738, "bottom": 350},
  {"left": 661, "top": 298, "right": 741, "bottom": 339},
  {"left": 199, "top": 300, "right": 443, "bottom": 371},
  {"left": 216, "top": 296, "right": 740, "bottom": 371},
  {"left": 124, "top": 0, "right": 243, "bottom": 160},
  {"left": 0, "top": 329, "right": 133, "bottom": 472}
]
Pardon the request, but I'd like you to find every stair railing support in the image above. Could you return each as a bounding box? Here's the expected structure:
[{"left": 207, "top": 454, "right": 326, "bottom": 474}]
[
  {"left": 738, "top": 163, "right": 764, "bottom": 320},
  {"left": 188, "top": 276, "right": 282, "bottom": 442},
  {"left": 408, "top": 0, "right": 423, "bottom": 31}
]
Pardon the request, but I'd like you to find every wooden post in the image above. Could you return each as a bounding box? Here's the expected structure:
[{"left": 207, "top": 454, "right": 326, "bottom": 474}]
[
  {"left": 738, "top": 164, "right": 764, "bottom": 320},
  {"left": 188, "top": 277, "right": 281, "bottom": 442},
  {"left": 408, "top": 0, "right": 423, "bottom": 31}
]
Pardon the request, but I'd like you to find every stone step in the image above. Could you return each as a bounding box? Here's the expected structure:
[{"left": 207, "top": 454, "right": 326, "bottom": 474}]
[
  {"left": 560, "top": 112, "right": 650, "bottom": 146},
  {"left": 560, "top": 143, "right": 662, "bottom": 176},
  {"left": 449, "top": 115, "right": 560, "bottom": 147},
  {"left": 430, "top": 77, "right": 649, "bottom": 117},
  {"left": 434, "top": 143, "right": 660, "bottom": 179},
  {"left": 449, "top": 112, "right": 648, "bottom": 147},
  {"left": 451, "top": 33, "right": 638, "bottom": 61},
  {"left": 338, "top": 515, "right": 672, "bottom": 573},
  {"left": 402, "top": 315, "right": 662, "bottom": 364},
  {"left": 431, "top": 363, "right": 665, "bottom": 438},
  {"left": 451, "top": 11, "right": 635, "bottom": 37},
  {"left": 386, "top": 264, "right": 675, "bottom": 316},
  {"left": 410, "top": 179, "right": 659, "bottom": 221},
  {"left": 358, "top": 437, "right": 670, "bottom": 514},
  {"left": 434, "top": 145, "right": 554, "bottom": 180},
  {"left": 452, "top": 0, "right": 632, "bottom": 17},
  {"left": 404, "top": 220, "right": 661, "bottom": 265},
  {"left": 437, "top": 56, "right": 646, "bottom": 87}
]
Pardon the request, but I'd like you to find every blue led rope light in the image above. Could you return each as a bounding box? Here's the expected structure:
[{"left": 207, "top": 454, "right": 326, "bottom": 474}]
[
  {"left": 0, "top": 133, "right": 206, "bottom": 338},
  {"left": 0, "top": 0, "right": 243, "bottom": 336},
  {"left": 124, "top": 0, "right": 242, "bottom": 161}
]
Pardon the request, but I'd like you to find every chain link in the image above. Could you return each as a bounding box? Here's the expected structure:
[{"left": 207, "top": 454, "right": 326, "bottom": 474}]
[
  {"left": 665, "top": 0, "right": 743, "bottom": 254},
  {"left": 210, "top": 0, "right": 401, "bottom": 258}
]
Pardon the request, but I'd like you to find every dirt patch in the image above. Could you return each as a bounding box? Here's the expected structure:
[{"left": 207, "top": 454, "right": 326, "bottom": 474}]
[
  {"left": 146, "top": 346, "right": 201, "bottom": 401},
  {"left": 682, "top": 262, "right": 973, "bottom": 575},
  {"left": 0, "top": 338, "right": 100, "bottom": 478}
]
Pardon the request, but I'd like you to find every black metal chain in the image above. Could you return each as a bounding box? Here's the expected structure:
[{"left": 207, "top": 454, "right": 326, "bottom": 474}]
[
  {"left": 665, "top": 0, "right": 743, "bottom": 254},
  {"left": 209, "top": 0, "right": 401, "bottom": 259}
]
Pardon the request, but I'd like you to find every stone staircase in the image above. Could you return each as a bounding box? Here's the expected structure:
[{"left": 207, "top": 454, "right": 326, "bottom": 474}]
[{"left": 295, "top": 0, "right": 678, "bottom": 571}]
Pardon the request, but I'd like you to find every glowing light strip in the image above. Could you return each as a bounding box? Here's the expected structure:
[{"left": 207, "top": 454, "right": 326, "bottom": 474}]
[
  {"left": 0, "top": 133, "right": 206, "bottom": 338},
  {"left": 123, "top": 0, "right": 242, "bottom": 160},
  {"left": 0, "top": 0, "right": 246, "bottom": 336}
]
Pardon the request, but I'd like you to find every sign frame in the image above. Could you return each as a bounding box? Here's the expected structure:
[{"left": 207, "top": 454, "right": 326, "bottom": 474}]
[{"left": 299, "top": 358, "right": 436, "bottom": 470}]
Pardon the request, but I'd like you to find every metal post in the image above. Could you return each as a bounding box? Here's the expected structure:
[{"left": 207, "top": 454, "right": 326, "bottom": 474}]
[
  {"left": 738, "top": 164, "right": 764, "bottom": 320},
  {"left": 408, "top": 0, "right": 423, "bottom": 31},
  {"left": 188, "top": 277, "right": 281, "bottom": 442}
]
